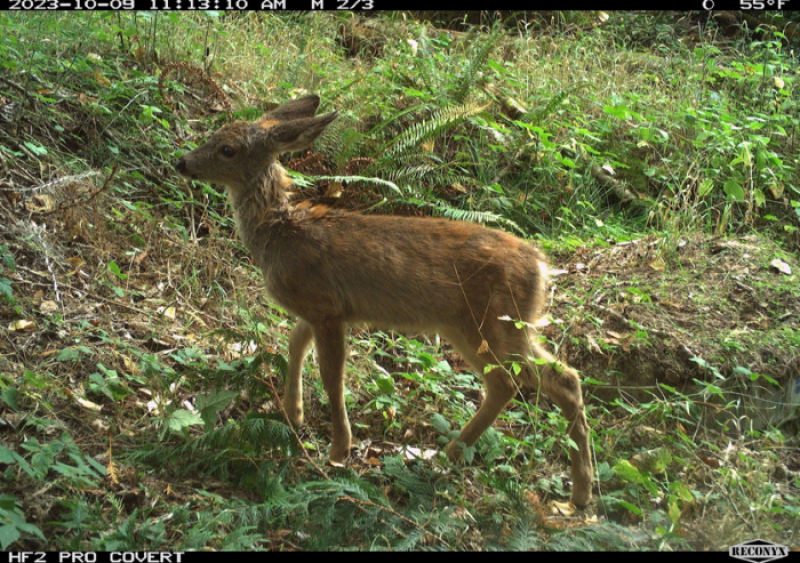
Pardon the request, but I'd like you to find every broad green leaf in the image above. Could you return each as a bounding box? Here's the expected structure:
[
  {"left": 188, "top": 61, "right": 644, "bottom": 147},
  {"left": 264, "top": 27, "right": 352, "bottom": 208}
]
[
  {"left": 0, "top": 524, "right": 20, "bottom": 550},
  {"left": 723, "top": 179, "right": 745, "bottom": 201},
  {"left": 166, "top": 409, "right": 203, "bottom": 432}
]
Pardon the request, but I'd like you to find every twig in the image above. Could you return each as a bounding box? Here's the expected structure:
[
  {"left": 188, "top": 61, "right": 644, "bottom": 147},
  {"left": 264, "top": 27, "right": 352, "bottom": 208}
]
[
  {"left": 16, "top": 265, "right": 148, "bottom": 315},
  {"left": 25, "top": 224, "right": 61, "bottom": 303},
  {"left": 0, "top": 170, "right": 101, "bottom": 193},
  {"left": 32, "top": 165, "right": 118, "bottom": 217}
]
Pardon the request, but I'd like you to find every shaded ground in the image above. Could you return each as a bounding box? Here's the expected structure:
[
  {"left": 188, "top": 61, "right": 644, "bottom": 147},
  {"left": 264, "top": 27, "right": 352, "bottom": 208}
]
[{"left": 549, "top": 234, "right": 799, "bottom": 426}]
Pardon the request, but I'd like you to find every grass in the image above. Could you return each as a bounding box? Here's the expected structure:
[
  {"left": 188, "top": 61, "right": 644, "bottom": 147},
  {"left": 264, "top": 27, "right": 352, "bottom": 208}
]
[{"left": 0, "top": 11, "right": 798, "bottom": 551}]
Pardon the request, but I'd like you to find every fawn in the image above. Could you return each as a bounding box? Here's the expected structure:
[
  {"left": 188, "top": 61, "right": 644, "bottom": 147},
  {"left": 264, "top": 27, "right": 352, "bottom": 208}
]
[{"left": 175, "top": 95, "right": 593, "bottom": 507}]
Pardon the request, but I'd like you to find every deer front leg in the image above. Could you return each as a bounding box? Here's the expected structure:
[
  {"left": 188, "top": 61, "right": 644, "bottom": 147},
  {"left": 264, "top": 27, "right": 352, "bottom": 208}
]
[
  {"left": 284, "top": 319, "right": 314, "bottom": 426},
  {"left": 312, "top": 320, "right": 351, "bottom": 463},
  {"left": 445, "top": 367, "right": 517, "bottom": 462}
]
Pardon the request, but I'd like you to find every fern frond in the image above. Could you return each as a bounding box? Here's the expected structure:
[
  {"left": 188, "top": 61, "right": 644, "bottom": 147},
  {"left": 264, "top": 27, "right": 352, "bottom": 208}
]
[
  {"left": 313, "top": 174, "right": 401, "bottom": 193},
  {"left": 382, "top": 102, "right": 489, "bottom": 159},
  {"left": 453, "top": 26, "right": 501, "bottom": 103},
  {"left": 524, "top": 83, "right": 589, "bottom": 125},
  {"left": 413, "top": 200, "right": 523, "bottom": 234}
]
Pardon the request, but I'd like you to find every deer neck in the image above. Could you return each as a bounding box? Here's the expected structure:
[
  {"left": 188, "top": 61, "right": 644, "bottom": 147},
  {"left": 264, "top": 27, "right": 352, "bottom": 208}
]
[{"left": 228, "top": 162, "right": 294, "bottom": 256}]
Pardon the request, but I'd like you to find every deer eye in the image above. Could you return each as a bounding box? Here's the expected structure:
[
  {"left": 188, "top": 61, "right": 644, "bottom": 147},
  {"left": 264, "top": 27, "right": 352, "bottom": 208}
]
[{"left": 221, "top": 145, "right": 235, "bottom": 157}]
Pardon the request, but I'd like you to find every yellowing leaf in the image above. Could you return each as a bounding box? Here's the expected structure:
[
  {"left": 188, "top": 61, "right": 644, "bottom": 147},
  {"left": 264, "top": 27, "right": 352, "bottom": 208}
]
[
  {"left": 768, "top": 183, "right": 784, "bottom": 199},
  {"left": 9, "top": 319, "right": 35, "bottom": 331},
  {"left": 93, "top": 71, "right": 111, "bottom": 87},
  {"left": 134, "top": 46, "right": 147, "bottom": 65},
  {"left": 78, "top": 93, "right": 98, "bottom": 104},
  {"left": 158, "top": 306, "right": 176, "bottom": 320},
  {"left": 550, "top": 500, "right": 576, "bottom": 516}
]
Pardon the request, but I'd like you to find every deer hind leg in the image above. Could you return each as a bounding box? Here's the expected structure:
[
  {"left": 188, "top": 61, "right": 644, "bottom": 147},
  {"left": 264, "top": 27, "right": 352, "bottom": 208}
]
[
  {"left": 442, "top": 330, "right": 518, "bottom": 462},
  {"left": 524, "top": 339, "right": 593, "bottom": 508},
  {"left": 284, "top": 319, "right": 314, "bottom": 426},
  {"left": 312, "top": 320, "right": 352, "bottom": 464}
]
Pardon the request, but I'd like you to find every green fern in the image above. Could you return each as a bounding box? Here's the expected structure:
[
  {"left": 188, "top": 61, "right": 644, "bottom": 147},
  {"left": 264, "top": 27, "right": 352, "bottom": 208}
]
[
  {"left": 452, "top": 25, "right": 502, "bottom": 103},
  {"left": 312, "top": 174, "right": 401, "bottom": 193},
  {"left": 525, "top": 83, "right": 589, "bottom": 126},
  {"left": 380, "top": 102, "right": 488, "bottom": 160},
  {"left": 413, "top": 200, "right": 524, "bottom": 233}
]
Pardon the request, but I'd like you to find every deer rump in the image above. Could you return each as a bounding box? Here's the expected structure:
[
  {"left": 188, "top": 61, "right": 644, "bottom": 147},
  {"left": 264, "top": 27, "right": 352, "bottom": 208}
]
[{"left": 175, "top": 95, "right": 593, "bottom": 508}]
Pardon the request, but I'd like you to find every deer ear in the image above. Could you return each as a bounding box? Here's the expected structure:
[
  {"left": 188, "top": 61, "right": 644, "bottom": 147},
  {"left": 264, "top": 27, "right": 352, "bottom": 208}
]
[
  {"left": 268, "top": 112, "right": 338, "bottom": 153},
  {"left": 263, "top": 95, "right": 321, "bottom": 121}
]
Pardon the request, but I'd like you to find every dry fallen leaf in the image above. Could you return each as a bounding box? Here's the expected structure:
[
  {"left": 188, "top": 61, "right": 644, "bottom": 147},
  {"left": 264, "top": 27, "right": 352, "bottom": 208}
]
[
  {"left": 91, "top": 419, "right": 110, "bottom": 433},
  {"left": 67, "top": 257, "right": 87, "bottom": 275},
  {"left": 40, "top": 300, "right": 58, "bottom": 314},
  {"left": 75, "top": 397, "right": 103, "bottom": 412},
  {"left": 32, "top": 194, "right": 56, "bottom": 211},
  {"left": 107, "top": 459, "right": 120, "bottom": 485},
  {"left": 586, "top": 334, "right": 604, "bottom": 355},
  {"left": 770, "top": 258, "right": 792, "bottom": 275},
  {"left": 323, "top": 181, "right": 343, "bottom": 198},
  {"left": 402, "top": 446, "right": 438, "bottom": 460},
  {"left": 700, "top": 455, "right": 722, "bottom": 468}
]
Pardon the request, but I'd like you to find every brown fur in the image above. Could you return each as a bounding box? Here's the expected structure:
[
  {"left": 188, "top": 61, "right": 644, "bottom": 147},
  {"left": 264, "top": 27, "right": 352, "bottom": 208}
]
[{"left": 175, "top": 95, "right": 593, "bottom": 507}]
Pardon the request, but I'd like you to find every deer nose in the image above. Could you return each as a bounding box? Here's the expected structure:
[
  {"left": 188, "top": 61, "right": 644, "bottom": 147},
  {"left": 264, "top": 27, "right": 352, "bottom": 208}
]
[{"left": 175, "top": 158, "right": 186, "bottom": 174}]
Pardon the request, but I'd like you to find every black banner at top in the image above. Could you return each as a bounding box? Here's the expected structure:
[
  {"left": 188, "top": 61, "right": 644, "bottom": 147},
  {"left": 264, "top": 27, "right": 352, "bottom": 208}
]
[{"left": 0, "top": 0, "right": 795, "bottom": 11}]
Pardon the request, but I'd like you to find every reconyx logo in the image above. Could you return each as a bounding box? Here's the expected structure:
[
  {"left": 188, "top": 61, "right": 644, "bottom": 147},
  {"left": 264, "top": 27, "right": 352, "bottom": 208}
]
[{"left": 729, "top": 539, "right": 789, "bottom": 563}]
